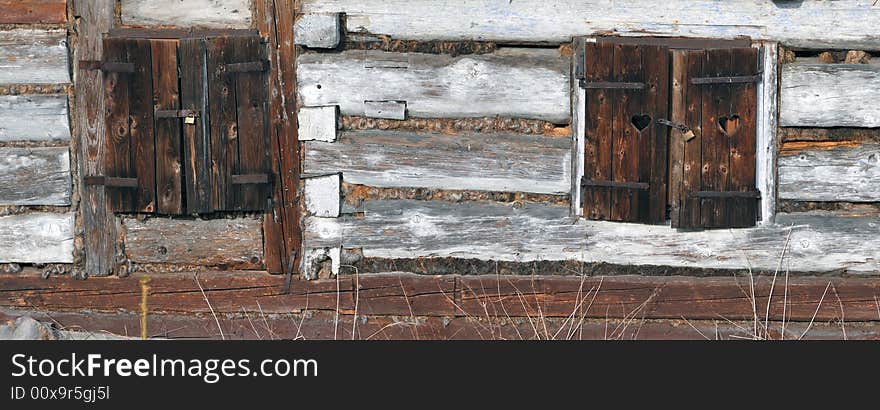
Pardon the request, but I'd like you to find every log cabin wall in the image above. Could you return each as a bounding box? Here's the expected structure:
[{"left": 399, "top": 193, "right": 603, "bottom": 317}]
[{"left": 2, "top": 1, "right": 880, "bottom": 339}]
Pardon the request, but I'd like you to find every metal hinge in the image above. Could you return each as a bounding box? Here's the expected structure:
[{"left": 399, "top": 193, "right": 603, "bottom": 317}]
[
  {"left": 83, "top": 175, "right": 138, "bottom": 188},
  {"left": 78, "top": 60, "right": 135, "bottom": 73}
]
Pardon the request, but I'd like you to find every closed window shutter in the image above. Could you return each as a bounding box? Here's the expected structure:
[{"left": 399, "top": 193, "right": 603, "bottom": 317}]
[
  {"left": 672, "top": 47, "right": 759, "bottom": 230},
  {"left": 582, "top": 42, "right": 669, "bottom": 223},
  {"left": 101, "top": 38, "right": 157, "bottom": 213}
]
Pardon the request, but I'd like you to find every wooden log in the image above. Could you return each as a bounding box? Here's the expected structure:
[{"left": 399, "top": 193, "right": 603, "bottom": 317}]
[
  {"left": 0, "top": 29, "right": 69, "bottom": 84},
  {"left": 780, "top": 64, "right": 880, "bottom": 127},
  {"left": 297, "top": 48, "right": 571, "bottom": 123},
  {"left": 0, "top": 0, "right": 67, "bottom": 24},
  {"left": 120, "top": 0, "right": 252, "bottom": 28},
  {"left": 779, "top": 141, "right": 880, "bottom": 202},
  {"left": 73, "top": 0, "right": 116, "bottom": 277},
  {"left": 123, "top": 216, "right": 264, "bottom": 268},
  {"left": 0, "top": 213, "right": 73, "bottom": 263},
  {"left": 756, "top": 43, "right": 779, "bottom": 224},
  {"left": 304, "top": 130, "right": 571, "bottom": 194},
  {"left": 305, "top": 200, "right": 880, "bottom": 274},
  {"left": 0, "top": 95, "right": 70, "bottom": 142},
  {"left": 304, "top": 174, "right": 340, "bottom": 217},
  {"left": 294, "top": 13, "right": 342, "bottom": 49},
  {"left": 4, "top": 271, "right": 880, "bottom": 323},
  {"left": 303, "top": 0, "right": 880, "bottom": 50},
  {"left": 0, "top": 147, "right": 70, "bottom": 206},
  {"left": 3, "top": 307, "right": 877, "bottom": 340}
]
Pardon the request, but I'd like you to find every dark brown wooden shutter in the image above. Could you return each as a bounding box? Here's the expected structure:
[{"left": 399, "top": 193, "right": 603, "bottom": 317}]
[
  {"left": 101, "top": 38, "right": 157, "bottom": 213},
  {"left": 581, "top": 42, "right": 669, "bottom": 223},
  {"left": 671, "top": 47, "right": 759, "bottom": 230}
]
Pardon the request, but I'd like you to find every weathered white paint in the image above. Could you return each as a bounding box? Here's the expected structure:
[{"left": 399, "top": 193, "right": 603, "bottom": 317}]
[
  {"left": 294, "top": 13, "right": 342, "bottom": 49},
  {"left": 303, "top": 0, "right": 880, "bottom": 50},
  {"left": 0, "top": 95, "right": 71, "bottom": 142},
  {"left": 301, "top": 246, "right": 341, "bottom": 280},
  {"left": 298, "top": 106, "right": 338, "bottom": 142},
  {"left": 304, "top": 130, "right": 572, "bottom": 195},
  {"left": 780, "top": 63, "right": 880, "bottom": 127},
  {"left": 297, "top": 48, "right": 571, "bottom": 123},
  {"left": 304, "top": 174, "right": 341, "bottom": 217},
  {"left": 363, "top": 100, "right": 406, "bottom": 120},
  {"left": 305, "top": 200, "right": 880, "bottom": 274},
  {"left": 0, "top": 29, "right": 69, "bottom": 84},
  {"left": 572, "top": 86, "right": 585, "bottom": 216},
  {"left": 755, "top": 42, "right": 779, "bottom": 224},
  {"left": 0, "top": 212, "right": 74, "bottom": 263},
  {"left": 120, "top": 0, "right": 252, "bottom": 28},
  {"left": 779, "top": 142, "right": 880, "bottom": 202},
  {"left": 0, "top": 147, "right": 71, "bottom": 206}
]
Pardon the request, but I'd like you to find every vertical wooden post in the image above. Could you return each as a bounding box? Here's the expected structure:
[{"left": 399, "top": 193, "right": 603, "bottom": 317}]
[
  {"left": 255, "top": 0, "right": 302, "bottom": 276},
  {"left": 72, "top": 0, "right": 117, "bottom": 276}
]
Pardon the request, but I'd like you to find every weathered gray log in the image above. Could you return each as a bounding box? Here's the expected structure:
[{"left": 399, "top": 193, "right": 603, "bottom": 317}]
[
  {"left": 0, "top": 147, "right": 70, "bottom": 206},
  {"left": 780, "top": 64, "right": 880, "bottom": 127},
  {"left": 305, "top": 200, "right": 880, "bottom": 274},
  {"left": 294, "top": 13, "right": 342, "bottom": 49},
  {"left": 0, "top": 213, "right": 74, "bottom": 263},
  {"left": 120, "top": 0, "right": 252, "bottom": 28},
  {"left": 123, "top": 216, "right": 264, "bottom": 268},
  {"left": 0, "top": 29, "right": 69, "bottom": 84},
  {"left": 304, "top": 130, "right": 572, "bottom": 194},
  {"left": 0, "top": 95, "right": 71, "bottom": 142},
  {"left": 779, "top": 142, "right": 880, "bottom": 202},
  {"left": 304, "top": 0, "right": 880, "bottom": 50},
  {"left": 297, "top": 48, "right": 571, "bottom": 123}
]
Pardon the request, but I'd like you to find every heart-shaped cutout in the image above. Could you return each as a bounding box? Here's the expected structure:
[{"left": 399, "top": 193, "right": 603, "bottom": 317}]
[
  {"left": 718, "top": 115, "right": 741, "bottom": 137},
  {"left": 631, "top": 114, "right": 652, "bottom": 132}
]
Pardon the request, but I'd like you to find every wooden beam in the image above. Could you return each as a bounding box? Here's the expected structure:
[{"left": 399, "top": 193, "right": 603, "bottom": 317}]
[
  {"left": 294, "top": 13, "right": 342, "bottom": 49},
  {"left": 0, "top": 147, "right": 70, "bottom": 206},
  {"left": 0, "top": 29, "right": 69, "bottom": 84},
  {"left": 303, "top": 0, "right": 880, "bottom": 50},
  {"left": 304, "top": 130, "right": 571, "bottom": 195},
  {"left": 0, "top": 213, "right": 74, "bottom": 263},
  {"left": 779, "top": 141, "right": 880, "bottom": 202},
  {"left": 305, "top": 200, "right": 880, "bottom": 274},
  {"left": 755, "top": 43, "right": 779, "bottom": 225},
  {"left": 0, "top": 0, "right": 67, "bottom": 24},
  {"left": 4, "top": 271, "right": 880, "bottom": 323},
  {"left": 120, "top": 0, "right": 252, "bottom": 28},
  {"left": 72, "top": 0, "right": 116, "bottom": 276},
  {"left": 297, "top": 48, "right": 571, "bottom": 123},
  {"left": 780, "top": 64, "right": 880, "bottom": 127},
  {"left": 122, "top": 216, "right": 264, "bottom": 269},
  {"left": 0, "top": 95, "right": 70, "bottom": 142}
]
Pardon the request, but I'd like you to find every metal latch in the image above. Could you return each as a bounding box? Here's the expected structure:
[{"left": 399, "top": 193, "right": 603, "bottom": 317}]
[{"left": 657, "top": 119, "right": 695, "bottom": 141}]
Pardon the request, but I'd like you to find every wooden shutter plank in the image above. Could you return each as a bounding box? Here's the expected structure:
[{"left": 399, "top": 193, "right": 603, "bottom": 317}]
[
  {"left": 679, "top": 50, "right": 705, "bottom": 229},
  {"left": 727, "top": 47, "right": 759, "bottom": 228},
  {"left": 126, "top": 39, "right": 157, "bottom": 213},
  {"left": 669, "top": 50, "right": 688, "bottom": 227},
  {"left": 151, "top": 40, "right": 184, "bottom": 215},
  {"left": 179, "top": 38, "right": 213, "bottom": 214},
  {"left": 583, "top": 42, "right": 614, "bottom": 221},
  {"left": 206, "top": 36, "right": 236, "bottom": 211},
  {"left": 699, "top": 49, "right": 732, "bottom": 229},
  {"left": 642, "top": 45, "right": 669, "bottom": 224},
  {"left": 103, "top": 38, "right": 134, "bottom": 212},
  {"left": 611, "top": 44, "right": 648, "bottom": 222},
  {"left": 229, "top": 35, "right": 270, "bottom": 211}
]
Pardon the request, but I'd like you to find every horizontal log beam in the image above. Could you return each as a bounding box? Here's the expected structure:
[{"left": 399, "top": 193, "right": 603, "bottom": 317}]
[
  {"left": 779, "top": 141, "right": 880, "bottom": 202},
  {"left": 0, "top": 147, "right": 71, "bottom": 205},
  {"left": 0, "top": 29, "right": 69, "bottom": 84},
  {"left": 304, "top": 130, "right": 571, "bottom": 194},
  {"left": 780, "top": 64, "right": 880, "bottom": 127},
  {"left": 305, "top": 200, "right": 880, "bottom": 274},
  {"left": 119, "top": 0, "right": 252, "bottom": 28},
  {"left": 0, "top": 94, "right": 71, "bottom": 142},
  {"left": 0, "top": 0, "right": 67, "bottom": 24},
  {"left": 3, "top": 271, "right": 880, "bottom": 324},
  {"left": 0, "top": 213, "right": 74, "bottom": 263},
  {"left": 297, "top": 48, "right": 570, "bottom": 123}
]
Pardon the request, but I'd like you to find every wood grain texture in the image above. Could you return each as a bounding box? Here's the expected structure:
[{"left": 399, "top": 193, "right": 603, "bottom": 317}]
[
  {"left": 306, "top": 200, "right": 880, "bottom": 274},
  {"left": 304, "top": 130, "right": 571, "bottom": 194},
  {"left": 5, "top": 271, "right": 880, "bottom": 324},
  {"left": 0, "top": 94, "right": 70, "bottom": 142},
  {"left": 779, "top": 142, "right": 880, "bottom": 202},
  {"left": 755, "top": 43, "right": 778, "bottom": 225},
  {"left": 151, "top": 40, "right": 183, "bottom": 214},
  {"left": 0, "top": 0, "right": 67, "bottom": 24},
  {"left": 304, "top": 0, "right": 880, "bottom": 50},
  {"left": 780, "top": 64, "right": 880, "bottom": 127},
  {"left": 297, "top": 48, "right": 570, "bottom": 123},
  {"left": 0, "top": 213, "right": 73, "bottom": 263},
  {"left": 123, "top": 216, "right": 264, "bottom": 268},
  {"left": 120, "top": 0, "right": 252, "bottom": 28},
  {"left": 0, "top": 147, "right": 70, "bottom": 205},
  {"left": 0, "top": 29, "right": 69, "bottom": 84},
  {"left": 294, "top": 13, "right": 341, "bottom": 48}
]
